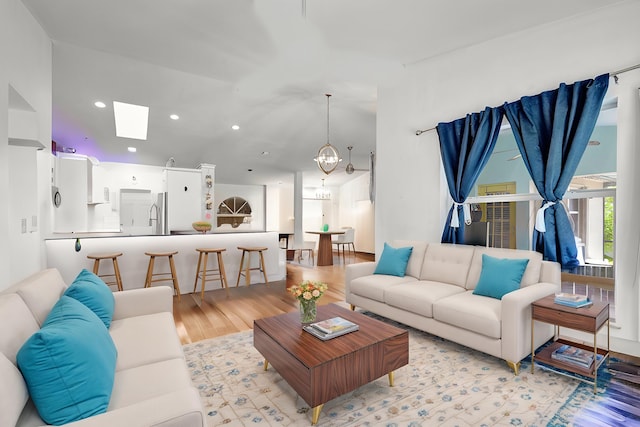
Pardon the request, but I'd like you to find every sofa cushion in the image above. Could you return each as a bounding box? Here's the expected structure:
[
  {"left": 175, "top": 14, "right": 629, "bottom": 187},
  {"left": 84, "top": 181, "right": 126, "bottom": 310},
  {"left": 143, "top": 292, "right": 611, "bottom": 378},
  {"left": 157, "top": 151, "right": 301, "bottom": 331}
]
[
  {"left": 374, "top": 243, "right": 413, "bottom": 277},
  {"left": 64, "top": 269, "right": 115, "bottom": 328},
  {"left": 384, "top": 281, "right": 466, "bottom": 318},
  {"left": 433, "top": 291, "right": 502, "bottom": 339},
  {"left": 109, "top": 312, "right": 184, "bottom": 371},
  {"left": 108, "top": 358, "right": 194, "bottom": 410},
  {"left": 16, "top": 296, "right": 117, "bottom": 425},
  {"left": 0, "top": 353, "right": 28, "bottom": 427},
  {"left": 392, "top": 240, "right": 428, "bottom": 278},
  {"left": 466, "top": 247, "right": 542, "bottom": 290},
  {"left": 349, "top": 275, "right": 417, "bottom": 303},
  {"left": 0, "top": 294, "right": 39, "bottom": 364},
  {"left": 5, "top": 269, "right": 67, "bottom": 326},
  {"left": 419, "top": 243, "right": 475, "bottom": 287},
  {"left": 472, "top": 254, "right": 529, "bottom": 299}
]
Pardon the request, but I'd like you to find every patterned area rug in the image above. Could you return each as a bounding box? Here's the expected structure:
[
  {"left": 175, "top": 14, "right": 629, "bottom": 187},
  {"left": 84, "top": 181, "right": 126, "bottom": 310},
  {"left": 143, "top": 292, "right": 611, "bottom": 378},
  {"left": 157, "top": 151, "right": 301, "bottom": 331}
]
[{"left": 184, "top": 315, "right": 595, "bottom": 426}]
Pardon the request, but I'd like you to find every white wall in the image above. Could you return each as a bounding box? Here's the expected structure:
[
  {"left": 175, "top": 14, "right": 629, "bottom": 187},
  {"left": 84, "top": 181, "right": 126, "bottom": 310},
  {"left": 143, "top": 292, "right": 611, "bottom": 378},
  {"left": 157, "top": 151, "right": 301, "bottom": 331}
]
[
  {"left": 0, "top": 0, "right": 52, "bottom": 289},
  {"left": 376, "top": 1, "right": 640, "bottom": 352},
  {"left": 338, "top": 172, "right": 375, "bottom": 253}
]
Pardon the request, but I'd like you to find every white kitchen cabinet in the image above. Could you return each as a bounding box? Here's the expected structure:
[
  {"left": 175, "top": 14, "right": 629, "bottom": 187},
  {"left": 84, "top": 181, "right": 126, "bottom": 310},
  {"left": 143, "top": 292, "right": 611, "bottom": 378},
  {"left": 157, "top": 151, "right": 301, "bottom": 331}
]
[
  {"left": 54, "top": 156, "right": 88, "bottom": 232},
  {"left": 164, "top": 168, "right": 201, "bottom": 232},
  {"left": 87, "top": 160, "right": 109, "bottom": 204}
]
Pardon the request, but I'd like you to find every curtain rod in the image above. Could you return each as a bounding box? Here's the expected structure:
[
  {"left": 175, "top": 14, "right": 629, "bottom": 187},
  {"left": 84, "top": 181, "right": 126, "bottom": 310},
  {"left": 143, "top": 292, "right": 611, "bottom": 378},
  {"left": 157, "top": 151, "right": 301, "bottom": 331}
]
[{"left": 415, "top": 63, "right": 640, "bottom": 136}]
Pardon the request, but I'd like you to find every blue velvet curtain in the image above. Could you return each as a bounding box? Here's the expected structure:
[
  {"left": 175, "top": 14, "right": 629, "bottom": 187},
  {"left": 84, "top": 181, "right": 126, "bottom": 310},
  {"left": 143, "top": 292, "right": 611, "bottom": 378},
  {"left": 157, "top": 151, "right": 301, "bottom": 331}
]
[
  {"left": 504, "top": 73, "right": 609, "bottom": 268},
  {"left": 437, "top": 107, "right": 504, "bottom": 243}
]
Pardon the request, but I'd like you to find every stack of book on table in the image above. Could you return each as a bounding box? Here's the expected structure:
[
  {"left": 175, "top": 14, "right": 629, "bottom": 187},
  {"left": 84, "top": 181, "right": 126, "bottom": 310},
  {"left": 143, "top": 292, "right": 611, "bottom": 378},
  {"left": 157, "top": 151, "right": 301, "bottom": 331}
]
[
  {"left": 554, "top": 292, "right": 593, "bottom": 308},
  {"left": 551, "top": 344, "right": 597, "bottom": 369},
  {"left": 304, "top": 316, "right": 359, "bottom": 340}
]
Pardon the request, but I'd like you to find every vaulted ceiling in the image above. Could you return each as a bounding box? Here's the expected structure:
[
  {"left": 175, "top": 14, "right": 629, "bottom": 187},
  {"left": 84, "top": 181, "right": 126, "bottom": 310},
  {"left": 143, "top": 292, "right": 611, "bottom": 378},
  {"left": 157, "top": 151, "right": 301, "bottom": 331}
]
[{"left": 22, "top": 0, "right": 624, "bottom": 186}]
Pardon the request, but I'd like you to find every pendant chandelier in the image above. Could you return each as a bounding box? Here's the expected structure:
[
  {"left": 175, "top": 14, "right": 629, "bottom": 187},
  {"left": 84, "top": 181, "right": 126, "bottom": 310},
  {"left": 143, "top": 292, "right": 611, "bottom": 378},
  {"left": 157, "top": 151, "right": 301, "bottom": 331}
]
[{"left": 316, "top": 94, "right": 340, "bottom": 175}]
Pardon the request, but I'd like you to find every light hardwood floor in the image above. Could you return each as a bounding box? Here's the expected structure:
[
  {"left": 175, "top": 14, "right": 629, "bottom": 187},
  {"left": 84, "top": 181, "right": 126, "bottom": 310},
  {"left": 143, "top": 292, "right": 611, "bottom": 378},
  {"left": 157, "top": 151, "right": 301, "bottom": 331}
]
[{"left": 173, "top": 251, "right": 374, "bottom": 344}]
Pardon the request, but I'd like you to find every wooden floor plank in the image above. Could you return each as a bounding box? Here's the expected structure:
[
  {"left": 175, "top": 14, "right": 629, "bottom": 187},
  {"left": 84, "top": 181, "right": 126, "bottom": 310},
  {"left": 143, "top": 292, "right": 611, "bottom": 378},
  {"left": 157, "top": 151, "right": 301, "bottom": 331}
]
[{"left": 173, "top": 252, "right": 372, "bottom": 344}]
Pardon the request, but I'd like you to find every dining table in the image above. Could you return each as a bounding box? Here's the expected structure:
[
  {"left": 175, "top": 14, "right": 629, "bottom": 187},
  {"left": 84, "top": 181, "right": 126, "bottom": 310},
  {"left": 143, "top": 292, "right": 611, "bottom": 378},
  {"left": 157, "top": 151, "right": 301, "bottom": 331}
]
[{"left": 305, "top": 230, "right": 345, "bottom": 266}]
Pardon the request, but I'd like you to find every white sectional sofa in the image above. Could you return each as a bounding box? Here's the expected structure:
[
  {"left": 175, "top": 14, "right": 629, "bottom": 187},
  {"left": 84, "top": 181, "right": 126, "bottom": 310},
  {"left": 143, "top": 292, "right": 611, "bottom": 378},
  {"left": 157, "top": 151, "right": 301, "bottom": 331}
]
[
  {"left": 0, "top": 268, "right": 205, "bottom": 427},
  {"left": 345, "top": 242, "right": 561, "bottom": 374}
]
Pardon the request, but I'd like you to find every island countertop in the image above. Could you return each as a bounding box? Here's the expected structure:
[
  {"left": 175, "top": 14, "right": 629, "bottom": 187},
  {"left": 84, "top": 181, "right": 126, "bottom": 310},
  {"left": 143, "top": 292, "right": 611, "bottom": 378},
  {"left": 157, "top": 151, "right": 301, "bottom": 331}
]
[
  {"left": 45, "top": 232, "right": 285, "bottom": 292},
  {"left": 45, "top": 229, "right": 272, "bottom": 239}
]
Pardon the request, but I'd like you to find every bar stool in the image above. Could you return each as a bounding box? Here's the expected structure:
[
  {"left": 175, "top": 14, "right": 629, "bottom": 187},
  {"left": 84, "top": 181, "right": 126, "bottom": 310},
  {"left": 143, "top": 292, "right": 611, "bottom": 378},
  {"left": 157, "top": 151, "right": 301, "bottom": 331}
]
[
  {"left": 235, "top": 246, "right": 268, "bottom": 287},
  {"left": 193, "top": 248, "right": 229, "bottom": 299},
  {"left": 294, "top": 241, "right": 315, "bottom": 265},
  {"left": 144, "top": 251, "right": 181, "bottom": 301},
  {"left": 87, "top": 252, "right": 124, "bottom": 291}
]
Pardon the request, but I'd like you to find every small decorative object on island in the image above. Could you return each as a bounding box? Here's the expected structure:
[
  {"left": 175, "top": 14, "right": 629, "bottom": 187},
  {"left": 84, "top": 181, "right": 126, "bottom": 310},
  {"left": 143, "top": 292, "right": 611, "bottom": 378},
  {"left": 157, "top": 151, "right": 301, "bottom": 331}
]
[
  {"left": 288, "top": 280, "right": 328, "bottom": 325},
  {"left": 192, "top": 221, "right": 212, "bottom": 234}
]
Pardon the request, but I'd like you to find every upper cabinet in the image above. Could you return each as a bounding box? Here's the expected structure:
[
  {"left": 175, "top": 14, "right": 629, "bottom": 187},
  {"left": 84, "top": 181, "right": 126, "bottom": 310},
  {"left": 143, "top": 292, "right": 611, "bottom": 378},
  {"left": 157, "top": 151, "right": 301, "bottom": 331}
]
[
  {"left": 164, "top": 168, "right": 202, "bottom": 233},
  {"left": 87, "top": 160, "right": 109, "bottom": 204}
]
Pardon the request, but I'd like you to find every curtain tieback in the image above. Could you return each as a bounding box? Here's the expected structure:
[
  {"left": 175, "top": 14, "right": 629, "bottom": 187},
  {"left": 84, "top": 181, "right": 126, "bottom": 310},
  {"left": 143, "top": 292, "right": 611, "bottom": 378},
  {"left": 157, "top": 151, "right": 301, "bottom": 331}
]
[
  {"left": 450, "top": 202, "right": 472, "bottom": 228},
  {"left": 535, "top": 201, "right": 556, "bottom": 232}
]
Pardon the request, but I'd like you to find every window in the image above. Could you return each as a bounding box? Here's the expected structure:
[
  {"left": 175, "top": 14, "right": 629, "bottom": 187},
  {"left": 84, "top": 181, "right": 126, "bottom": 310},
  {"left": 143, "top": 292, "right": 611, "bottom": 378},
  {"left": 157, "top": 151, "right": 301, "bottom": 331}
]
[
  {"left": 217, "top": 197, "right": 252, "bottom": 228},
  {"left": 465, "top": 96, "right": 617, "bottom": 318}
]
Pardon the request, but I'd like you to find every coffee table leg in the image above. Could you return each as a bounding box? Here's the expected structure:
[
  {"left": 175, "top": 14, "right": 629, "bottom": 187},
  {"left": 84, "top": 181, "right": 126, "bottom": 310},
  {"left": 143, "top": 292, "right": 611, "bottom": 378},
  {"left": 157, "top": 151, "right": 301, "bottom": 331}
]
[
  {"left": 311, "top": 404, "right": 324, "bottom": 425},
  {"left": 388, "top": 371, "right": 395, "bottom": 387},
  {"left": 263, "top": 359, "right": 269, "bottom": 371}
]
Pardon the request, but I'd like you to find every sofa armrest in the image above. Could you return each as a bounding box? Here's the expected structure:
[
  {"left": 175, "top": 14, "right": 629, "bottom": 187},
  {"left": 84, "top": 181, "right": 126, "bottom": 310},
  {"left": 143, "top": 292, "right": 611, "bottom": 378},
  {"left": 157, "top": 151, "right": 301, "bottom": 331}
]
[
  {"left": 500, "top": 281, "right": 561, "bottom": 364},
  {"left": 52, "top": 388, "right": 204, "bottom": 427},
  {"left": 540, "top": 260, "right": 561, "bottom": 284},
  {"left": 112, "top": 287, "right": 173, "bottom": 321},
  {"left": 344, "top": 262, "right": 377, "bottom": 295}
]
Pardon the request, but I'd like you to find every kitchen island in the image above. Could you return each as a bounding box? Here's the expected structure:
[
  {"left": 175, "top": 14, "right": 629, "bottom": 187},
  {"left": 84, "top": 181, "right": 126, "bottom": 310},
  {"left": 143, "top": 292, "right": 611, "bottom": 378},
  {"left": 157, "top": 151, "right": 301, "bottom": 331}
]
[{"left": 45, "top": 231, "right": 284, "bottom": 293}]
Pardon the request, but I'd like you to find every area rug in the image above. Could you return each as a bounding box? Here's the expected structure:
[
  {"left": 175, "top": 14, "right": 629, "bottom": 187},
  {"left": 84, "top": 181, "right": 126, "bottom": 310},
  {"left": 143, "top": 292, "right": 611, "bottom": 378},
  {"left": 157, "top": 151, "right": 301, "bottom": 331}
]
[{"left": 183, "top": 317, "right": 595, "bottom": 426}]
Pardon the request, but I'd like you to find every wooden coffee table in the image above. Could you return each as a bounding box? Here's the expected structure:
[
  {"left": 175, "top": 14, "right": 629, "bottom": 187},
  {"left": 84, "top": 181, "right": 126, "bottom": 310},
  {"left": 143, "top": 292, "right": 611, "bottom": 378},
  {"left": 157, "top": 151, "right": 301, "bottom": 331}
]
[{"left": 253, "top": 303, "right": 409, "bottom": 425}]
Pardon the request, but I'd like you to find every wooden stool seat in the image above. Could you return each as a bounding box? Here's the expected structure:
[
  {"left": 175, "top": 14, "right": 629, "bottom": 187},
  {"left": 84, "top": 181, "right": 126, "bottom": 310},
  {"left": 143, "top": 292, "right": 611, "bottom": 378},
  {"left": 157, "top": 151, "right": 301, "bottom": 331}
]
[
  {"left": 144, "top": 251, "right": 181, "bottom": 301},
  {"left": 193, "top": 248, "right": 229, "bottom": 299},
  {"left": 236, "top": 246, "right": 269, "bottom": 287},
  {"left": 87, "top": 252, "right": 124, "bottom": 291}
]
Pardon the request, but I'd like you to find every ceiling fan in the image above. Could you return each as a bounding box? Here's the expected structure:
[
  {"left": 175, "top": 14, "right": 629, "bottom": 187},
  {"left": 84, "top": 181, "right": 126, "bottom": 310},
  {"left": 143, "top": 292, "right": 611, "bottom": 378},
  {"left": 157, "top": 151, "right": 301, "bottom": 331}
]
[{"left": 342, "top": 146, "right": 369, "bottom": 174}]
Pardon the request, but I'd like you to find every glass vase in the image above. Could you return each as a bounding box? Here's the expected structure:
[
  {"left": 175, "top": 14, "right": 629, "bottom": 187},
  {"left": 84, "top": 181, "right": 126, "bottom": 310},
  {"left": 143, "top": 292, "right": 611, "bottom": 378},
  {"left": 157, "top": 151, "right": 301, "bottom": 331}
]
[{"left": 299, "top": 299, "right": 317, "bottom": 325}]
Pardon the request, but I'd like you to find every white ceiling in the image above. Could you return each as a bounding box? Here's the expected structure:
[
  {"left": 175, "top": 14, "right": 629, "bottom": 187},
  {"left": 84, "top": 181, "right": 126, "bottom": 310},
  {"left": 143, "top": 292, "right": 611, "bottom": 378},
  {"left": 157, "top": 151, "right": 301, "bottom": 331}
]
[{"left": 22, "top": 0, "right": 624, "bottom": 186}]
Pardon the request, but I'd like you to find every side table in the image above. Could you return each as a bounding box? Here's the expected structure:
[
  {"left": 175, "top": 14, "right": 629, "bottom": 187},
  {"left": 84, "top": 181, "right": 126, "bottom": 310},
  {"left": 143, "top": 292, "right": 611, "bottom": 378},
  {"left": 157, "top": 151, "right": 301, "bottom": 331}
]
[{"left": 531, "top": 295, "right": 609, "bottom": 393}]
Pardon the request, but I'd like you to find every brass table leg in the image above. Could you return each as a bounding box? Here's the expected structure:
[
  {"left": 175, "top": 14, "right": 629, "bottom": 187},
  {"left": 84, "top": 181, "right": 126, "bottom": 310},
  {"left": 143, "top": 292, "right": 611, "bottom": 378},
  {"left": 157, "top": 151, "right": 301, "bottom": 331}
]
[
  {"left": 388, "top": 371, "right": 395, "bottom": 387},
  {"left": 311, "top": 404, "right": 324, "bottom": 425},
  {"left": 263, "top": 359, "right": 269, "bottom": 371}
]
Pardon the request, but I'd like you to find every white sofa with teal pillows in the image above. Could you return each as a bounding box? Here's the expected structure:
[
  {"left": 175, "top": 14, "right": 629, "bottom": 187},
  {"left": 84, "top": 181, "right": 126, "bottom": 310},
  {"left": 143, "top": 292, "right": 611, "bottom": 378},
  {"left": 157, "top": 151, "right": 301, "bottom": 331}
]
[
  {"left": 0, "top": 268, "right": 204, "bottom": 427},
  {"left": 345, "top": 242, "right": 561, "bottom": 374}
]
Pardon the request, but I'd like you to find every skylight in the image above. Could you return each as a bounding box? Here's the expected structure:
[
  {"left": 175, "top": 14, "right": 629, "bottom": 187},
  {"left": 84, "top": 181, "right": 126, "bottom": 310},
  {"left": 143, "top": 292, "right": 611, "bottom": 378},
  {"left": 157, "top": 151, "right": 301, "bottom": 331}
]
[{"left": 113, "top": 101, "right": 149, "bottom": 140}]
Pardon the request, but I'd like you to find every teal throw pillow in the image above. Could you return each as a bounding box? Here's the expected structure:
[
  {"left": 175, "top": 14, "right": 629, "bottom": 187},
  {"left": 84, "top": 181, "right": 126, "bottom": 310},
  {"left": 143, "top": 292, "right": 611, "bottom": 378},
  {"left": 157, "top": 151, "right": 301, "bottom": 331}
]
[
  {"left": 473, "top": 254, "right": 530, "bottom": 299},
  {"left": 374, "top": 243, "right": 413, "bottom": 277},
  {"left": 17, "top": 296, "right": 117, "bottom": 425},
  {"left": 64, "top": 269, "right": 115, "bottom": 328}
]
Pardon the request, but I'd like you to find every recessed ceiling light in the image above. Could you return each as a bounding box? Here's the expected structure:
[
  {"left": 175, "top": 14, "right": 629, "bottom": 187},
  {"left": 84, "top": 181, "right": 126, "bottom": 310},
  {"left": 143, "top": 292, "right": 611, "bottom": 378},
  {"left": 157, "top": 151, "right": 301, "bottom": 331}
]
[
  {"left": 170, "top": 114, "right": 179, "bottom": 120},
  {"left": 232, "top": 125, "right": 240, "bottom": 130},
  {"left": 94, "top": 101, "right": 106, "bottom": 108},
  {"left": 261, "top": 151, "right": 270, "bottom": 156},
  {"left": 127, "top": 147, "right": 137, "bottom": 152},
  {"left": 113, "top": 101, "right": 149, "bottom": 140}
]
